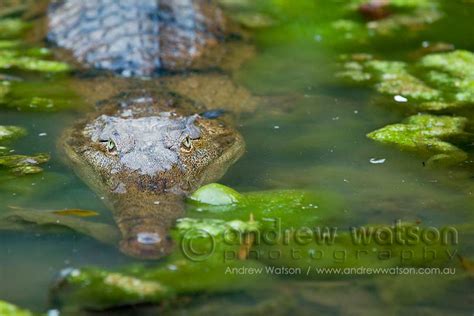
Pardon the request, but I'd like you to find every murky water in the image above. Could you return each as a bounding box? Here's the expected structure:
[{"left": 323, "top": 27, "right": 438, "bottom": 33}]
[{"left": 0, "top": 0, "right": 473, "bottom": 314}]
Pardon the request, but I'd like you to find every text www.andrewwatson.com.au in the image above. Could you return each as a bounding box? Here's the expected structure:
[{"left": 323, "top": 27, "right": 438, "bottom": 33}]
[{"left": 309, "top": 266, "right": 456, "bottom": 276}]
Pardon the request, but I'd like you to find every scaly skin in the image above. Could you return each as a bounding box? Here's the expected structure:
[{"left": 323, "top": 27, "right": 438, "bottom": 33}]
[
  {"left": 47, "top": 0, "right": 230, "bottom": 76},
  {"left": 61, "top": 85, "right": 244, "bottom": 259}
]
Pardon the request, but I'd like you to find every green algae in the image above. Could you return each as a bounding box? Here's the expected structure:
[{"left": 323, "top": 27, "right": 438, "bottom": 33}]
[
  {"left": 0, "top": 19, "right": 75, "bottom": 113},
  {"left": 0, "top": 50, "right": 70, "bottom": 73},
  {"left": 367, "top": 114, "right": 468, "bottom": 166},
  {"left": 365, "top": 60, "right": 441, "bottom": 101},
  {"left": 52, "top": 260, "right": 268, "bottom": 310},
  {"left": 0, "top": 182, "right": 455, "bottom": 310},
  {"left": 233, "top": 12, "right": 276, "bottom": 28},
  {"left": 338, "top": 50, "right": 474, "bottom": 110},
  {"left": 338, "top": 56, "right": 441, "bottom": 104},
  {"left": 0, "top": 20, "right": 70, "bottom": 73},
  {"left": 176, "top": 217, "right": 259, "bottom": 237},
  {"left": 0, "top": 81, "right": 10, "bottom": 102},
  {"left": 365, "top": 7, "right": 441, "bottom": 36},
  {"left": 49, "top": 217, "right": 458, "bottom": 310},
  {"left": 0, "top": 18, "right": 30, "bottom": 39},
  {"left": 0, "top": 153, "right": 50, "bottom": 175},
  {"left": 187, "top": 184, "right": 344, "bottom": 229},
  {"left": 346, "top": 0, "right": 442, "bottom": 36},
  {"left": 3, "top": 80, "right": 80, "bottom": 112},
  {"left": 348, "top": 0, "right": 434, "bottom": 9},
  {"left": 0, "top": 125, "right": 26, "bottom": 143},
  {"left": 0, "top": 126, "right": 50, "bottom": 175},
  {"left": 0, "top": 301, "right": 36, "bottom": 316},
  {"left": 420, "top": 50, "right": 474, "bottom": 104},
  {"left": 420, "top": 50, "right": 474, "bottom": 79}
]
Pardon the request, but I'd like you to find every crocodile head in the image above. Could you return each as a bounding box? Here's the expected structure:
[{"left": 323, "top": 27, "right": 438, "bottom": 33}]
[{"left": 61, "top": 96, "right": 244, "bottom": 259}]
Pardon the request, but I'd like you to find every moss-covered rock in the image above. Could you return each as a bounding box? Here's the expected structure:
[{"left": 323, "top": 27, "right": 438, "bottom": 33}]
[{"left": 367, "top": 114, "right": 468, "bottom": 166}]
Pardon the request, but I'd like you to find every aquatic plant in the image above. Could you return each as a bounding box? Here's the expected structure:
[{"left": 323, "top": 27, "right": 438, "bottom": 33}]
[
  {"left": 0, "top": 37, "right": 70, "bottom": 73},
  {"left": 0, "top": 125, "right": 50, "bottom": 175},
  {"left": 0, "top": 300, "right": 36, "bottom": 316},
  {"left": 0, "top": 125, "right": 26, "bottom": 142},
  {"left": 338, "top": 50, "right": 474, "bottom": 110},
  {"left": 421, "top": 50, "right": 474, "bottom": 104},
  {"left": 0, "top": 19, "right": 75, "bottom": 112},
  {"left": 0, "top": 18, "right": 30, "bottom": 39},
  {"left": 367, "top": 114, "right": 468, "bottom": 166},
  {"left": 39, "top": 183, "right": 459, "bottom": 310}
]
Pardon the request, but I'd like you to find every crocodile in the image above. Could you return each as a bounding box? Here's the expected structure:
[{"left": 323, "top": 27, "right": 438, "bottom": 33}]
[
  {"left": 61, "top": 83, "right": 245, "bottom": 259},
  {"left": 45, "top": 0, "right": 255, "bottom": 259}
]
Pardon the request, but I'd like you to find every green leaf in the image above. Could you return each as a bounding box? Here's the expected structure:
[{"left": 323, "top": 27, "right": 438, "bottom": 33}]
[
  {"left": 0, "top": 208, "right": 120, "bottom": 245},
  {"left": 189, "top": 183, "right": 243, "bottom": 205}
]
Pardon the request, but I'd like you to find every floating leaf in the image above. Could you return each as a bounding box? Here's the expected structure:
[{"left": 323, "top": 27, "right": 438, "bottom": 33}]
[
  {"left": 52, "top": 209, "right": 100, "bottom": 217},
  {"left": 189, "top": 183, "right": 243, "bottom": 205},
  {"left": 458, "top": 255, "right": 474, "bottom": 277},
  {"left": 0, "top": 208, "right": 120, "bottom": 245}
]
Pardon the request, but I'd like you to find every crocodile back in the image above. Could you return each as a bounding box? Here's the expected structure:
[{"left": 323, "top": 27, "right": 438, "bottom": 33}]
[{"left": 47, "top": 0, "right": 229, "bottom": 76}]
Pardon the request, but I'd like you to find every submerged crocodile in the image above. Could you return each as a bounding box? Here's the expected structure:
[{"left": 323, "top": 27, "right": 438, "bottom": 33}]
[
  {"left": 47, "top": 0, "right": 233, "bottom": 76},
  {"left": 46, "top": 0, "right": 255, "bottom": 259}
]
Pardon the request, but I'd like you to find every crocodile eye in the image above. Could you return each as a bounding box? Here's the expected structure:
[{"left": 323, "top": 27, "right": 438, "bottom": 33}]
[
  {"left": 107, "top": 139, "right": 116, "bottom": 152},
  {"left": 181, "top": 136, "right": 193, "bottom": 151}
]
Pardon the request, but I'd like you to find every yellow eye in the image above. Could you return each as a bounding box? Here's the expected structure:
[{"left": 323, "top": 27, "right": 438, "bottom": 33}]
[
  {"left": 107, "top": 140, "right": 116, "bottom": 152},
  {"left": 181, "top": 136, "right": 192, "bottom": 150}
]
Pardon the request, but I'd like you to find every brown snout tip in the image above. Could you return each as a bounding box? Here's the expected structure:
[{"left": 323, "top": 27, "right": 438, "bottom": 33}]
[{"left": 119, "top": 232, "right": 173, "bottom": 260}]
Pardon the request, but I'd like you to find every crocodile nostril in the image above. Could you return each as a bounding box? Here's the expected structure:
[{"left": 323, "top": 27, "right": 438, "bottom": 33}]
[{"left": 136, "top": 232, "right": 161, "bottom": 245}]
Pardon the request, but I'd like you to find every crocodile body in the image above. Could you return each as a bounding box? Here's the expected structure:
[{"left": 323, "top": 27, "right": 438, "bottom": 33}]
[
  {"left": 48, "top": 0, "right": 229, "bottom": 76},
  {"left": 50, "top": 0, "right": 251, "bottom": 259}
]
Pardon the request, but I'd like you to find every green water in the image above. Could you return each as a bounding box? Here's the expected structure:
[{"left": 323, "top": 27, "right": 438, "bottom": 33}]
[{"left": 1, "top": 0, "right": 474, "bottom": 314}]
